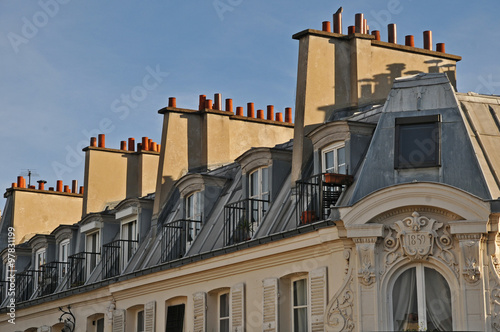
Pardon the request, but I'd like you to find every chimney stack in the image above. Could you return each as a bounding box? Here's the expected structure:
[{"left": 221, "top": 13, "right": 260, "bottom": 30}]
[
  {"left": 423, "top": 31, "right": 432, "bottom": 50},
  {"left": 37, "top": 180, "right": 47, "bottom": 190},
  {"left": 214, "top": 93, "right": 222, "bottom": 110},
  {"left": 355, "top": 13, "right": 364, "bottom": 34},
  {"left": 199, "top": 95, "right": 206, "bottom": 110},
  {"left": 98, "top": 134, "right": 105, "bottom": 148},
  {"left": 405, "top": 35, "right": 415, "bottom": 47},
  {"left": 225, "top": 98, "right": 233, "bottom": 113},
  {"left": 322, "top": 21, "right": 331, "bottom": 32},
  {"left": 169, "top": 97, "right": 176, "bottom": 108},
  {"left": 333, "top": 10, "right": 342, "bottom": 33},
  {"left": 267, "top": 105, "right": 274, "bottom": 120},
  {"left": 247, "top": 103, "right": 255, "bottom": 118},
  {"left": 388, "top": 24, "right": 397, "bottom": 43}
]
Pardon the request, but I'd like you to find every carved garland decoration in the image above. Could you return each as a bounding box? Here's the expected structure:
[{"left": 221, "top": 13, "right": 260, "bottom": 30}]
[
  {"left": 382, "top": 211, "right": 458, "bottom": 278},
  {"left": 325, "top": 249, "right": 355, "bottom": 332},
  {"left": 490, "top": 255, "right": 500, "bottom": 331}
]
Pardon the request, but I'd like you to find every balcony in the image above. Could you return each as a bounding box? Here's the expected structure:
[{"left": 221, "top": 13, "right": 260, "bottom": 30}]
[
  {"left": 39, "top": 262, "right": 70, "bottom": 296},
  {"left": 296, "top": 173, "right": 353, "bottom": 225},
  {"left": 224, "top": 198, "right": 268, "bottom": 245},
  {"left": 102, "top": 240, "right": 139, "bottom": 279},
  {"left": 162, "top": 219, "right": 202, "bottom": 262},
  {"left": 15, "top": 270, "right": 41, "bottom": 302},
  {"left": 68, "top": 252, "right": 100, "bottom": 288}
]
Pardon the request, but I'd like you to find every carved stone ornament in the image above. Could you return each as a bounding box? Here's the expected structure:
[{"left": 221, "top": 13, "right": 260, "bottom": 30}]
[
  {"left": 383, "top": 211, "right": 458, "bottom": 278},
  {"left": 489, "top": 256, "right": 500, "bottom": 331},
  {"left": 326, "top": 249, "right": 355, "bottom": 332},
  {"left": 353, "top": 238, "right": 377, "bottom": 287},
  {"left": 457, "top": 234, "right": 482, "bottom": 284}
]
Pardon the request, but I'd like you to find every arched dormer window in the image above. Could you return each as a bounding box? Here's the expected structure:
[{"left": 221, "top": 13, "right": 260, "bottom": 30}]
[{"left": 391, "top": 264, "right": 452, "bottom": 331}]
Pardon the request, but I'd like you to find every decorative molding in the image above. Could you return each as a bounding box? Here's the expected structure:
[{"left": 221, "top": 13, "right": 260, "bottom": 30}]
[
  {"left": 458, "top": 235, "right": 483, "bottom": 284},
  {"left": 489, "top": 256, "right": 500, "bottom": 331},
  {"left": 382, "top": 212, "right": 458, "bottom": 278},
  {"left": 326, "top": 249, "right": 355, "bottom": 332},
  {"left": 353, "top": 238, "right": 377, "bottom": 287},
  {"left": 370, "top": 207, "right": 462, "bottom": 224}
]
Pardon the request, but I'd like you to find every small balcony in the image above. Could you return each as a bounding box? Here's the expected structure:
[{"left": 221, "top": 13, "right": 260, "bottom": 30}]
[
  {"left": 68, "top": 252, "right": 101, "bottom": 288},
  {"left": 15, "top": 270, "right": 41, "bottom": 302},
  {"left": 39, "top": 261, "right": 70, "bottom": 296},
  {"left": 102, "top": 240, "right": 139, "bottom": 279},
  {"left": 224, "top": 198, "right": 269, "bottom": 245},
  {"left": 162, "top": 219, "right": 202, "bottom": 262},
  {"left": 296, "top": 173, "right": 353, "bottom": 225}
]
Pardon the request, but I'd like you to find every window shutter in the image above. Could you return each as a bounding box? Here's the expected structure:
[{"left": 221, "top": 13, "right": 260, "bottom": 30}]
[
  {"left": 262, "top": 278, "right": 278, "bottom": 332},
  {"left": 193, "top": 291, "right": 206, "bottom": 332},
  {"left": 231, "top": 283, "right": 245, "bottom": 332},
  {"left": 310, "top": 267, "right": 328, "bottom": 332},
  {"left": 145, "top": 300, "right": 156, "bottom": 332},
  {"left": 112, "top": 309, "right": 126, "bottom": 332}
]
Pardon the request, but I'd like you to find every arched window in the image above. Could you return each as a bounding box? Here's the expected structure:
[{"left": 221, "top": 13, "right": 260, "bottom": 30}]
[{"left": 392, "top": 264, "right": 452, "bottom": 331}]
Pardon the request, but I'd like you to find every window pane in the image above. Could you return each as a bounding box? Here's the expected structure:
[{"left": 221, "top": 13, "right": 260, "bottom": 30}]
[
  {"left": 262, "top": 167, "right": 269, "bottom": 194},
  {"left": 337, "top": 147, "right": 346, "bottom": 174},
  {"left": 166, "top": 304, "right": 185, "bottom": 332},
  {"left": 424, "top": 268, "right": 452, "bottom": 331},
  {"left": 137, "top": 310, "right": 144, "bottom": 332},
  {"left": 324, "top": 151, "right": 334, "bottom": 173},
  {"left": 220, "top": 319, "right": 229, "bottom": 332},
  {"left": 293, "top": 279, "right": 307, "bottom": 306},
  {"left": 398, "top": 122, "right": 438, "bottom": 167},
  {"left": 220, "top": 293, "right": 229, "bottom": 317},
  {"left": 250, "top": 171, "right": 259, "bottom": 197},
  {"left": 96, "top": 318, "right": 104, "bottom": 332},
  {"left": 392, "top": 268, "right": 418, "bottom": 331},
  {"left": 293, "top": 307, "right": 308, "bottom": 332}
]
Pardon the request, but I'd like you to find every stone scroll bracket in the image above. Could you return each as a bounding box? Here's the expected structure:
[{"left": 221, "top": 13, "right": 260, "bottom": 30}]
[{"left": 449, "top": 220, "right": 488, "bottom": 284}]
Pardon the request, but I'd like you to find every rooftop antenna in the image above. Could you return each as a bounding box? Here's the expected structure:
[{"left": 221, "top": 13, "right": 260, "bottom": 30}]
[{"left": 20, "top": 169, "right": 39, "bottom": 187}]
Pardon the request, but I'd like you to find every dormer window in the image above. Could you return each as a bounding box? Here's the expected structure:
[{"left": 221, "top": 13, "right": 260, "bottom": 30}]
[
  {"left": 322, "top": 143, "right": 346, "bottom": 174},
  {"left": 249, "top": 167, "right": 269, "bottom": 228},
  {"left": 395, "top": 115, "right": 440, "bottom": 169}
]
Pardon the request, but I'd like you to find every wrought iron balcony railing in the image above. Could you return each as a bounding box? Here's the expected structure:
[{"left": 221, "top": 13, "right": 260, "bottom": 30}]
[
  {"left": 68, "top": 252, "right": 100, "bottom": 288},
  {"left": 39, "top": 261, "right": 70, "bottom": 296},
  {"left": 224, "top": 198, "right": 269, "bottom": 246},
  {"left": 0, "top": 280, "right": 9, "bottom": 302},
  {"left": 102, "top": 239, "right": 139, "bottom": 279},
  {"left": 296, "top": 173, "right": 353, "bottom": 226},
  {"left": 162, "top": 219, "right": 202, "bottom": 263},
  {"left": 15, "top": 270, "right": 41, "bottom": 302}
]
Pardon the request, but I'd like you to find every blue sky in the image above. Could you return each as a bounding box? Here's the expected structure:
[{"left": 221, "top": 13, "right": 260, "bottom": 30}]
[{"left": 1, "top": 1, "right": 499, "bottom": 210}]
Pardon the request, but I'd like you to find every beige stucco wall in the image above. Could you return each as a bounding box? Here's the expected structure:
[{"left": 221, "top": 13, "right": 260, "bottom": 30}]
[
  {"left": 9, "top": 189, "right": 82, "bottom": 244},
  {"left": 83, "top": 148, "right": 159, "bottom": 215}
]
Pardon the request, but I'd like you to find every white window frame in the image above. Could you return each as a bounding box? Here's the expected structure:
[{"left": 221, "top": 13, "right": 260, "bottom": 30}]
[
  {"left": 85, "top": 231, "right": 100, "bottom": 275},
  {"left": 120, "top": 218, "right": 138, "bottom": 267},
  {"left": 186, "top": 192, "right": 203, "bottom": 250},
  {"left": 34, "top": 248, "right": 46, "bottom": 291},
  {"left": 59, "top": 239, "right": 70, "bottom": 281},
  {"left": 322, "top": 142, "right": 346, "bottom": 174},
  {"left": 218, "top": 291, "right": 230, "bottom": 332},
  {"left": 291, "top": 277, "right": 309, "bottom": 332},
  {"left": 248, "top": 167, "right": 270, "bottom": 234}
]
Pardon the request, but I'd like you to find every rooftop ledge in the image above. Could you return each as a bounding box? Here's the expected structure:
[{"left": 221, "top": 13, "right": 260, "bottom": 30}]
[
  {"left": 292, "top": 29, "right": 462, "bottom": 62},
  {"left": 82, "top": 146, "right": 160, "bottom": 155},
  {"left": 4, "top": 187, "right": 83, "bottom": 198},
  {"left": 158, "top": 106, "right": 294, "bottom": 127}
]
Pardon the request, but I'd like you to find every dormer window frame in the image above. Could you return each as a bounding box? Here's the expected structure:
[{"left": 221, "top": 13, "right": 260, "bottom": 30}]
[
  {"left": 185, "top": 191, "right": 203, "bottom": 249},
  {"left": 321, "top": 142, "right": 347, "bottom": 175}
]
